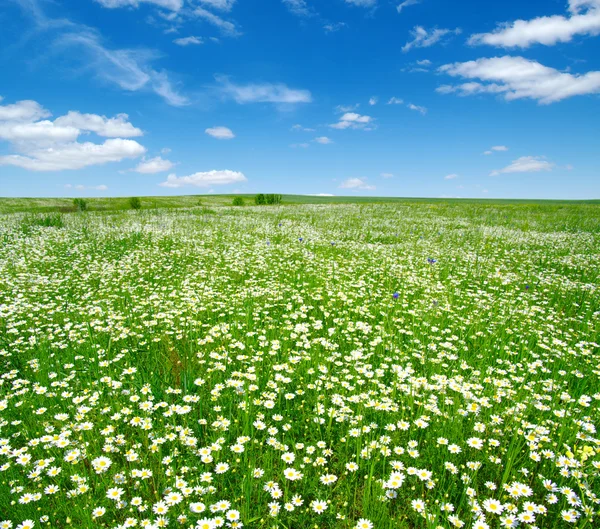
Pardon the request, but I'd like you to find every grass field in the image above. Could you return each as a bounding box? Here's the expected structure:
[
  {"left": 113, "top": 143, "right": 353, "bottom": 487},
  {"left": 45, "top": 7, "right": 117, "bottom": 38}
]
[{"left": 0, "top": 200, "right": 599, "bottom": 529}]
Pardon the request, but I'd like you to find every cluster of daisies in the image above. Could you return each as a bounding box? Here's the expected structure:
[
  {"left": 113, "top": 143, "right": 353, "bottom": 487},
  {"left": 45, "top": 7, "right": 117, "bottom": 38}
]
[{"left": 0, "top": 203, "right": 598, "bottom": 528}]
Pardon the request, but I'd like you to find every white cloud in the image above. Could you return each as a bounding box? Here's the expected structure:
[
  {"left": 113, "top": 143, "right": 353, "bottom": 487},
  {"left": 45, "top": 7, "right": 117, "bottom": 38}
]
[
  {"left": 369, "top": 96, "right": 378, "bottom": 105},
  {"left": 56, "top": 30, "right": 189, "bottom": 106},
  {"left": 194, "top": 7, "right": 241, "bottom": 37},
  {"left": 0, "top": 121, "right": 80, "bottom": 144},
  {"left": 408, "top": 103, "right": 427, "bottom": 114},
  {"left": 205, "top": 126, "right": 235, "bottom": 139},
  {"left": 291, "top": 124, "right": 315, "bottom": 132},
  {"left": 0, "top": 139, "right": 145, "bottom": 171},
  {"left": 324, "top": 22, "right": 347, "bottom": 33},
  {"left": 345, "top": 0, "right": 377, "bottom": 7},
  {"left": 216, "top": 76, "right": 312, "bottom": 104},
  {"left": 483, "top": 145, "right": 509, "bottom": 155},
  {"left": 134, "top": 156, "right": 174, "bottom": 173},
  {"left": 314, "top": 136, "right": 333, "bottom": 144},
  {"left": 0, "top": 99, "right": 50, "bottom": 122},
  {"left": 19, "top": 0, "right": 187, "bottom": 106},
  {"left": 416, "top": 59, "right": 432, "bottom": 66},
  {"left": 444, "top": 173, "right": 458, "bottom": 179},
  {"left": 402, "top": 26, "right": 462, "bottom": 52},
  {"left": 198, "top": 0, "right": 236, "bottom": 11},
  {"left": 330, "top": 112, "right": 373, "bottom": 129},
  {"left": 438, "top": 56, "right": 600, "bottom": 104},
  {"left": 381, "top": 172, "right": 394, "bottom": 178},
  {"left": 387, "top": 97, "right": 404, "bottom": 105},
  {"left": 282, "top": 0, "right": 314, "bottom": 17},
  {"left": 54, "top": 112, "right": 143, "bottom": 137},
  {"left": 173, "top": 36, "right": 203, "bottom": 46},
  {"left": 490, "top": 156, "right": 554, "bottom": 176},
  {"left": 469, "top": 0, "right": 600, "bottom": 48},
  {"left": 309, "top": 193, "right": 335, "bottom": 196},
  {"left": 0, "top": 96, "right": 146, "bottom": 171},
  {"left": 339, "top": 178, "right": 376, "bottom": 190},
  {"left": 159, "top": 169, "right": 246, "bottom": 188},
  {"left": 95, "top": 0, "right": 184, "bottom": 10},
  {"left": 66, "top": 183, "right": 109, "bottom": 191},
  {"left": 397, "top": 0, "right": 421, "bottom": 14},
  {"left": 336, "top": 104, "right": 360, "bottom": 113}
]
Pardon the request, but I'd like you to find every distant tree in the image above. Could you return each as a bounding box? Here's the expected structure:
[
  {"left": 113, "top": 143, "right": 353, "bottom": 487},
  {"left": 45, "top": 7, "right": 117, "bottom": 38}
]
[
  {"left": 73, "top": 198, "right": 88, "bottom": 212},
  {"left": 266, "top": 194, "right": 282, "bottom": 205},
  {"left": 232, "top": 196, "right": 244, "bottom": 206},
  {"left": 129, "top": 197, "right": 142, "bottom": 210},
  {"left": 255, "top": 194, "right": 266, "bottom": 205}
]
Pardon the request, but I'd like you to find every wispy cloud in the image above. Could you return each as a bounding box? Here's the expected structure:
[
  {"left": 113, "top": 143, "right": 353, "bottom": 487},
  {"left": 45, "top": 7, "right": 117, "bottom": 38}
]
[
  {"left": 173, "top": 36, "right": 203, "bottom": 46},
  {"left": 397, "top": 0, "right": 422, "bottom": 14},
  {"left": 13, "top": 0, "right": 189, "bottom": 106},
  {"left": 402, "top": 26, "right": 462, "bottom": 52},
  {"left": 339, "top": 177, "right": 375, "bottom": 190},
  {"left": 282, "top": 0, "right": 315, "bottom": 18},
  {"left": 387, "top": 97, "right": 404, "bottom": 105},
  {"left": 314, "top": 136, "right": 333, "bottom": 144},
  {"left": 216, "top": 76, "right": 312, "bottom": 104},
  {"left": 490, "top": 156, "right": 554, "bottom": 176},
  {"left": 408, "top": 103, "right": 427, "bottom": 115},
  {"left": 194, "top": 7, "right": 241, "bottom": 37},
  {"left": 483, "top": 145, "right": 509, "bottom": 155}
]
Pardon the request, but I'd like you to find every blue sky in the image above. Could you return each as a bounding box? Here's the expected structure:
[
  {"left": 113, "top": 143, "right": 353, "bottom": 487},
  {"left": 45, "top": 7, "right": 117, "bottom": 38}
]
[{"left": 0, "top": 0, "right": 599, "bottom": 199}]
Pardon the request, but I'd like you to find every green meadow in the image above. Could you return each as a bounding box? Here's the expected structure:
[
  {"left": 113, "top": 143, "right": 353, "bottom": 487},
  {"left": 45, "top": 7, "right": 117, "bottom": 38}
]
[{"left": 0, "top": 199, "right": 598, "bottom": 529}]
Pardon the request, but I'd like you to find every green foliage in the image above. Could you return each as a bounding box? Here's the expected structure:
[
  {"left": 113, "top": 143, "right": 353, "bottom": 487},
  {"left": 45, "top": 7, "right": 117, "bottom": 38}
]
[
  {"left": 128, "top": 196, "right": 142, "bottom": 210},
  {"left": 1, "top": 202, "right": 600, "bottom": 528},
  {"left": 232, "top": 196, "right": 245, "bottom": 206},
  {"left": 73, "top": 198, "right": 88, "bottom": 212},
  {"left": 21, "top": 213, "right": 64, "bottom": 231},
  {"left": 255, "top": 193, "right": 282, "bottom": 205}
]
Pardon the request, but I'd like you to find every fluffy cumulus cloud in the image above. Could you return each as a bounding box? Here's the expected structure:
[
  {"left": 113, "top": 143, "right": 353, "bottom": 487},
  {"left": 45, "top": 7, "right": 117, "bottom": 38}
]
[
  {"left": 402, "top": 26, "right": 462, "bottom": 52},
  {"left": 469, "top": 0, "right": 600, "bottom": 48},
  {"left": 205, "top": 126, "right": 235, "bottom": 139},
  {"left": 0, "top": 97, "right": 146, "bottom": 171},
  {"left": 437, "top": 56, "right": 600, "bottom": 104},
  {"left": 314, "top": 136, "right": 333, "bottom": 144},
  {"left": 54, "top": 112, "right": 143, "bottom": 137},
  {"left": 216, "top": 76, "right": 312, "bottom": 104},
  {"left": 490, "top": 156, "right": 555, "bottom": 176},
  {"left": 339, "top": 178, "right": 376, "bottom": 190},
  {"left": 1, "top": 139, "right": 145, "bottom": 171},
  {"left": 134, "top": 156, "right": 174, "bottom": 173},
  {"left": 159, "top": 170, "right": 247, "bottom": 188},
  {"left": 330, "top": 112, "right": 373, "bottom": 130}
]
